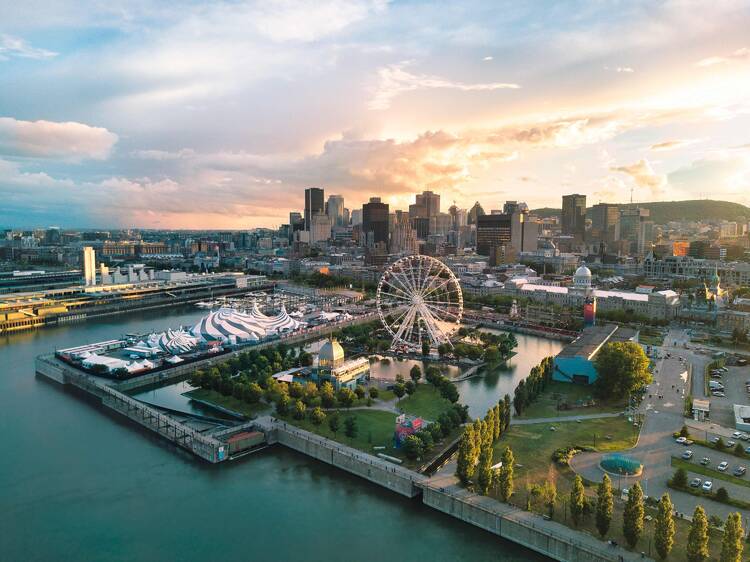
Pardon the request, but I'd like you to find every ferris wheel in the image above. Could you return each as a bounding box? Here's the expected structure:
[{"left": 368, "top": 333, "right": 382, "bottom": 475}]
[{"left": 376, "top": 255, "right": 463, "bottom": 351}]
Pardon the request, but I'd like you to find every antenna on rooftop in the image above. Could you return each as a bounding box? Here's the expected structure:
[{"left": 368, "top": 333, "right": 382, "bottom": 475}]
[{"left": 630, "top": 186, "right": 634, "bottom": 204}]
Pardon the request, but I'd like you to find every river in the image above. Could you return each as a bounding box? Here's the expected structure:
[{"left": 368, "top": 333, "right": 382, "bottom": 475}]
[{"left": 0, "top": 305, "right": 549, "bottom": 561}]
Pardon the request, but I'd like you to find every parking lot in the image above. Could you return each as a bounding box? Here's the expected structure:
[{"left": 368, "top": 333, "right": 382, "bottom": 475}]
[{"left": 703, "top": 364, "right": 750, "bottom": 427}]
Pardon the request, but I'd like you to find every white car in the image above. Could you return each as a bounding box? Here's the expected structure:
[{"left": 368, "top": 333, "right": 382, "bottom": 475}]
[
  {"left": 733, "top": 431, "right": 742, "bottom": 438},
  {"left": 682, "top": 450, "right": 694, "bottom": 459},
  {"left": 676, "top": 436, "right": 688, "bottom": 444},
  {"left": 702, "top": 480, "right": 713, "bottom": 492},
  {"left": 718, "top": 461, "right": 729, "bottom": 472}
]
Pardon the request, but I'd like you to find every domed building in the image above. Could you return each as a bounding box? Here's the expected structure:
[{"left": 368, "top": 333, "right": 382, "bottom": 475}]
[
  {"left": 318, "top": 338, "right": 345, "bottom": 369},
  {"left": 573, "top": 263, "right": 592, "bottom": 290}
]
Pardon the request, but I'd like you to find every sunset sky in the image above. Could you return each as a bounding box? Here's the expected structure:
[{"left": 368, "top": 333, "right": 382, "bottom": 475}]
[{"left": 1, "top": 0, "right": 749, "bottom": 228}]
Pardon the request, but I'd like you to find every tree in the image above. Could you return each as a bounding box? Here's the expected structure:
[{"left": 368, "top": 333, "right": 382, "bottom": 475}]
[
  {"left": 403, "top": 435, "right": 424, "bottom": 460},
  {"left": 337, "top": 387, "right": 356, "bottom": 408},
  {"left": 570, "top": 475, "right": 585, "bottom": 527},
  {"left": 293, "top": 399, "right": 306, "bottom": 420},
  {"left": 623, "top": 482, "right": 644, "bottom": 548},
  {"left": 497, "top": 447, "right": 514, "bottom": 502},
  {"left": 541, "top": 481, "right": 557, "bottom": 517},
  {"left": 344, "top": 416, "right": 358, "bottom": 441},
  {"left": 477, "top": 445, "right": 494, "bottom": 495},
  {"left": 593, "top": 341, "right": 652, "bottom": 399},
  {"left": 716, "top": 437, "right": 726, "bottom": 451},
  {"left": 276, "top": 394, "right": 290, "bottom": 415},
  {"left": 422, "top": 340, "right": 430, "bottom": 356},
  {"left": 244, "top": 382, "right": 263, "bottom": 403},
  {"left": 310, "top": 406, "right": 326, "bottom": 426},
  {"left": 328, "top": 412, "right": 340, "bottom": 436},
  {"left": 596, "top": 474, "right": 613, "bottom": 537},
  {"left": 393, "top": 383, "right": 406, "bottom": 403},
  {"left": 654, "top": 493, "right": 675, "bottom": 560},
  {"left": 720, "top": 512, "right": 744, "bottom": 562},
  {"left": 368, "top": 386, "right": 379, "bottom": 399},
  {"left": 670, "top": 467, "right": 689, "bottom": 488},
  {"left": 410, "top": 365, "right": 422, "bottom": 383},
  {"left": 354, "top": 385, "right": 365, "bottom": 400},
  {"left": 734, "top": 442, "right": 745, "bottom": 457},
  {"left": 320, "top": 381, "right": 336, "bottom": 408},
  {"left": 456, "top": 427, "right": 476, "bottom": 485},
  {"left": 686, "top": 505, "right": 709, "bottom": 562},
  {"left": 405, "top": 380, "right": 416, "bottom": 396},
  {"left": 289, "top": 381, "right": 304, "bottom": 399},
  {"left": 503, "top": 395, "right": 512, "bottom": 430},
  {"left": 716, "top": 487, "right": 730, "bottom": 502}
]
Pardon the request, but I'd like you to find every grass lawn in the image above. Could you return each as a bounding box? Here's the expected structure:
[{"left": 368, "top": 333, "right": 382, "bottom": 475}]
[
  {"left": 671, "top": 456, "right": 750, "bottom": 489},
  {"left": 184, "top": 388, "right": 270, "bottom": 418},
  {"left": 517, "top": 381, "right": 627, "bottom": 419},
  {"left": 493, "top": 416, "right": 639, "bottom": 486},
  {"left": 397, "top": 384, "right": 453, "bottom": 420}
]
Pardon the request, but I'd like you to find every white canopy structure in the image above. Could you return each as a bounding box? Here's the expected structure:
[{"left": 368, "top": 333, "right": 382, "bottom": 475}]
[{"left": 190, "top": 305, "right": 301, "bottom": 343}]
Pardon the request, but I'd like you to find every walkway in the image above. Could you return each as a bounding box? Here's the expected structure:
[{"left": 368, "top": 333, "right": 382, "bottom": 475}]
[{"left": 510, "top": 412, "right": 622, "bottom": 426}]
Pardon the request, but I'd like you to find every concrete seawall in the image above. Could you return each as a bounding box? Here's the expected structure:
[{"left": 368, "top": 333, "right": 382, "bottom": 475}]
[{"left": 254, "top": 417, "right": 424, "bottom": 498}]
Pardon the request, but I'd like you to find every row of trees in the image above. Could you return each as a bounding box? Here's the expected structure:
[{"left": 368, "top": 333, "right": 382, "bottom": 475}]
[
  {"left": 513, "top": 356, "right": 554, "bottom": 415},
  {"left": 456, "top": 395, "right": 513, "bottom": 497}
]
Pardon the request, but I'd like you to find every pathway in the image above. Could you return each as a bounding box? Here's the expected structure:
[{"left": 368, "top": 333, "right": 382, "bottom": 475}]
[{"left": 510, "top": 412, "right": 622, "bottom": 426}]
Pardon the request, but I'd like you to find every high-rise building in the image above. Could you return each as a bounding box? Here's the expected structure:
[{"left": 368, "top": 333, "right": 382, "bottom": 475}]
[
  {"left": 82, "top": 246, "right": 96, "bottom": 286},
  {"left": 326, "top": 194, "right": 345, "bottom": 227},
  {"left": 618, "top": 207, "right": 650, "bottom": 255},
  {"left": 304, "top": 187, "right": 325, "bottom": 230},
  {"left": 362, "top": 197, "right": 389, "bottom": 248},
  {"left": 477, "top": 213, "right": 512, "bottom": 256},
  {"left": 468, "top": 201, "right": 485, "bottom": 225},
  {"left": 415, "top": 190, "right": 440, "bottom": 216},
  {"left": 510, "top": 210, "right": 539, "bottom": 253},
  {"left": 390, "top": 211, "right": 418, "bottom": 255},
  {"left": 310, "top": 213, "right": 332, "bottom": 245},
  {"left": 350, "top": 209, "right": 363, "bottom": 226},
  {"left": 561, "top": 194, "right": 586, "bottom": 241},
  {"left": 589, "top": 203, "right": 619, "bottom": 244}
]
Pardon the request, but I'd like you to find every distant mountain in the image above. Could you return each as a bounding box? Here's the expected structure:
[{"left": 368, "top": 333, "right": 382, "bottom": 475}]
[{"left": 531, "top": 200, "right": 750, "bottom": 224}]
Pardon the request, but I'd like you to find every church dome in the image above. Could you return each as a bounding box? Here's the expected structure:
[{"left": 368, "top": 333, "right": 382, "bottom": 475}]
[
  {"left": 574, "top": 263, "right": 592, "bottom": 289},
  {"left": 575, "top": 264, "right": 592, "bottom": 278},
  {"left": 318, "top": 338, "right": 345, "bottom": 368}
]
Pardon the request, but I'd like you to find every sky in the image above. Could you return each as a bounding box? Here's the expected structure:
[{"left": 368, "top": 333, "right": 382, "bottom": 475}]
[{"left": 1, "top": 0, "right": 749, "bottom": 229}]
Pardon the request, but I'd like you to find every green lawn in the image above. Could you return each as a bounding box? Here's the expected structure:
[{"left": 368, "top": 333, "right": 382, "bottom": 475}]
[
  {"left": 517, "top": 381, "right": 626, "bottom": 419},
  {"left": 494, "top": 416, "right": 639, "bottom": 484},
  {"left": 183, "top": 388, "right": 270, "bottom": 418},
  {"left": 397, "top": 384, "right": 453, "bottom": 420},
  {"left": 671, "top": 456, "right": 750, "bottom": 489}
]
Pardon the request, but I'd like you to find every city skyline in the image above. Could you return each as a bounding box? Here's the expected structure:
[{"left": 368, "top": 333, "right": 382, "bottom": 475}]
[{"left": 1, "top": 1, "right": 750, "bottom": 229}]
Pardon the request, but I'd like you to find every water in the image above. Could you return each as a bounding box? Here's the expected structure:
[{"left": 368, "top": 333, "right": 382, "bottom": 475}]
[{"left": 0, "top": 305, "right": 549, "bottom": 561}]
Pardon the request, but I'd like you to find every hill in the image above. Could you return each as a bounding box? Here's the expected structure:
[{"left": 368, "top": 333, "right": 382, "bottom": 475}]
[{"left": 531, "top": 200, "right": 750, "bottom": 224}]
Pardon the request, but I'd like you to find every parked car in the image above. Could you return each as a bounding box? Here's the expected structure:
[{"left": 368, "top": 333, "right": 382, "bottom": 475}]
[
  {"left": 734, "top": 466, "right": 747, "bottom": 477},
  {"left": 702, "top": 481, "right": 713, "bottom": 492},
  {"left": 727, "top": 440, "right": 736, "bottom": 447},
  {"left": 718, "top": 461, "right": 729, "bottom": 471},
  {"left": 682, "top": 450, "right": 694, "bottom": 460},
  {"left": 676, "top": 436, "right": 688, "bottom": 444},
  {"left": 733, "top": 431, "right": 742, "bottom": 438},
  {"left": 740, "top": 434, "right": 750, "bottom": 441},
  {"left": 711, "top": 436, "right": 721, "bottom": 444},
  {"left": 745, "top": 446, "right": 750, "bottom": 455},
  {"left": 713, "top": 392, "right": 726, "bottom": 397},
  {"left": 690, "top": 477, "right": 702, "bottom": 487}
]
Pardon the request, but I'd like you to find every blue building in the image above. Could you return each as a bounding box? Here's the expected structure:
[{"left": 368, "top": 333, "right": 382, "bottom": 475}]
[{"left": 553, "top": 324, "right": 638, "bottom": 385}]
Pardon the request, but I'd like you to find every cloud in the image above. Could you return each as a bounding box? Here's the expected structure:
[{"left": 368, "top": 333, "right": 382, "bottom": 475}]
[
  {"left": 696, "top": 47, "right": 750, "bottom": 67},
  {"left": 0, "top": 117, "right": 118, "bottom": 160},
  {"left": 0, "top": 34, "right": 57, "bottom": 61},
  {"left": 130, "top": 148, "right": 195, "bottom": 160},
  {"left": 668, "top": 150, "right": 750, "bottom": 203},
  {"left": 611, "top": 159, "right": 667, "bottom": 198},
  {"left": 369, "top": 61, "right": 520, "bottom": 110},
  {"left": 616, "top": 66, "right": 634, "bottom": 73},
  {"left": 482, "top": 56, "right": 493, "bottom": 61},
  {"left": 649, "top": 139, "right": 698, "bottom": 151}
]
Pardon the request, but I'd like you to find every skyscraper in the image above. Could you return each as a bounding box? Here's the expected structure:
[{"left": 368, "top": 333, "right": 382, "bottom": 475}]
[
  {"left": 476, "top": 213, "right": 512, "bottom": 256},
  {"left": 561, "top": 194, "right": 586, "bottom": 241},
  {"left": 362, "top": 197, "right": 389, "bottom": 248},
  {"left": 304, "top": 187, "right": 325, "bottom": 230},
  {"left": 589, "top": 203, "right": 619, "bottom": 244},
  {"left": 618, "top": 207, "right": 650, "bottom": 255},
  {"left": 467, "top": 201, "right": 485, "bottom": 225},
  {"left": 82, "top": 246, "right": 96, "bottom": 286},
  {"left": 326, "top": 194, "right": 345, "bottom": 227},
  {"left": 415, "top": 190, "right": 440, "bottom": 216}
]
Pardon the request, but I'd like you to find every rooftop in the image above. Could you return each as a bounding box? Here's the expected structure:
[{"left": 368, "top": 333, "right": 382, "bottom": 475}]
[{"left": 557, "top": 324, "right": 638, "bottom": 360}]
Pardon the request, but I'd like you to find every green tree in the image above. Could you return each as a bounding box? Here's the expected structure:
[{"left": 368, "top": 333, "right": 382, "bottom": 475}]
[
  {"left": 354, "top": 385, "right": 365, "bottom": 400},
  {"left": 328, "top": 412, "right": 340, "bottom": 436},
  {"left": 309, "top": 406, "right": 326, "bottom": 426},
  {"left": 541, "top": 481, "right": 557, "bottom": 517},
  {"left": 670, "top": 467, "right": 688, "bottom": 488},
  {"left": 320, "top": 381, "right": 336, "bottom": 408},
  {"left": 293, "top": 399, "right": 306, "bottom": 420},
  {"left": 686, "top": 505, "right": 709, "bottom": 562},
  {"left": 716, "top": 487, "right": 730, "bottom": 502},
  {"left": 276, "top": 394, "right": 290, "bottom": 415},
  {"left": 344, "top": 416, "right": 358, "bottom": 441},
  {"left": 409, "top": 365, "right": 422, "bottom": 383},
  {"left": 570, "top": 475, "right": 585, "bottom": 527},
  {"left": 455, "top": 427, "right": 476, "bottom": 485},
  {"left": 422, "top": 340, "right": 430, "bottom": 356},
  {"left": 337, "top": 387, "right": 356, "bottom": 408},
  {"left": 403, "top": 435, "right": 424, "bottom": 460},
  {"left": 368, "top": 386, "right": 379, "bottom": 399},
  {"left": 654, "top": 493, "right": 675, "bottom": 560},
  {"left": 503, "top": 395, "right": 512, "bottom": 429},
  {"left": 497, "top": 447, "right": 515, "bottom": 502},
  {"left": 393, "top": 383, "right": 406, "bottom": 403},
  {"left": 477, "top": 444, "right": 494, "bottom": 495},
  {"left": 596, "top": 474, "right": 613, "bottom": 537},
  {"left": 405, "top": 380, "right": 416, "bottom": 396},
  {"left": 720, "top": 512, "right": 744, "bottom": 562},
  {"left": 593, "top": 341, "right": 652, "bottom": 399},
  {"left": 733, "top": 442, "right": 744, "bottom": 457},
  {"left": 623, "top": 482, "right": 644, "bottom": 548},
  {"left": 244, "top": 382, "right": 263, "bottom": 403}
]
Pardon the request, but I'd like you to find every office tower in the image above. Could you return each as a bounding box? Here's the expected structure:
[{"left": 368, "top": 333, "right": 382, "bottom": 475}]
[
  {"left": 467, "top": 201, "right": 485, "bottom": 225},
  {"left": 618, "top": 207, "right": 650, "bottom": 255},
  {"left": 82, "top": 246, "right": 96, "bottom": 286},
  {"left": 310, "top": 213, "right": 332, "bottom": 244},
  {"left": 326, "top": 194, "right": 345, "bottom": 227},
  {"left": 503, "top": 201, "right": 520, "bottom": 215},
  {"left": 289, "top": 212, "right": 305, "bottom": 242},
  {"left": 448, "top": 204, "right": 467, "bottom": 230},
  {"left": 390, "top": 211, "right": 418, "bottom": 255},
  {"left": 415, "top": 190, "right": 440, "bottom": 217},
  {"left": 430, "top": 213, "right": 453, "bottom": 236},
  {"left": 343, "top": 207, "right": 350, "bottom": 226},
  {"left": 476, "top": 213, "right": 512, "bottom": 256},
  {"left": 510, "top": 210, "right": 539, "bottom": 253},
  {"left": 561, "top": 194, "right": 586, "bottom": 241},
  {"left": 362, "top": 197, "right": 389, "bottom": 248},
  {"left": 350, "top": 209, "right": 363, "bottom": 226},
  {"left": 589, "top": 203, "right": 619, "bottom": 244},
  {"left": 304, "top": 187, "right": 325, "bottom": 230}
]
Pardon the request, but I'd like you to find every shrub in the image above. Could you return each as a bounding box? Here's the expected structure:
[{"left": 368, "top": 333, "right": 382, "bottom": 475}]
[
  {"left": 716, "top": 487, "right": 730, "bottom": 502},
  {"left": 670, "top": 467, "right": 688, "bottom": 488}
]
